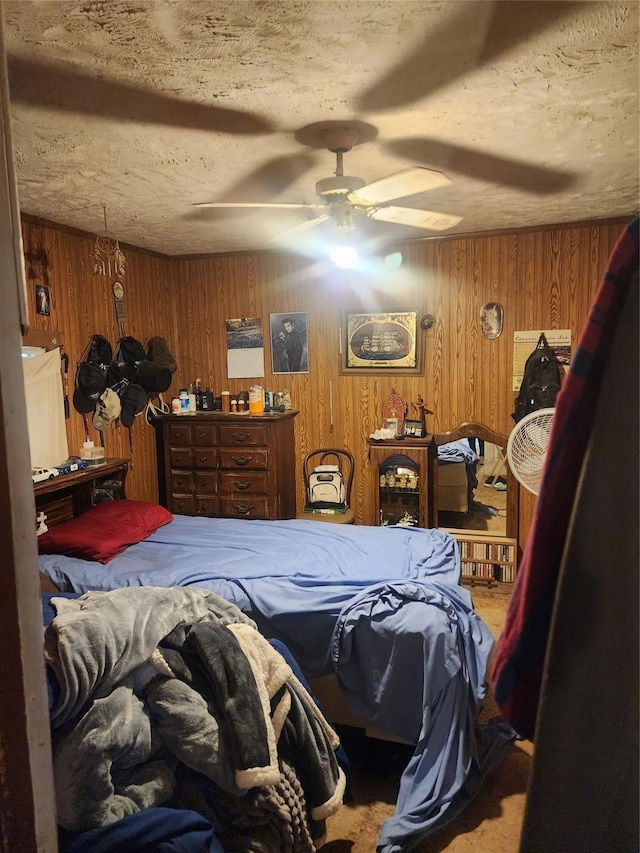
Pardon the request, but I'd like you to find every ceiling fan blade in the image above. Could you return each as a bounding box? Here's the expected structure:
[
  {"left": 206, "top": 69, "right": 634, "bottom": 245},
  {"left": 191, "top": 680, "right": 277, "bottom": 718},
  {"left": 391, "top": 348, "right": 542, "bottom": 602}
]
[
  {"left": 7, "top": 55, "right": 272, "bottom": 135},
  {"left": 355, "top": 1, "right": 587, "bottom": 112},
  {"left": 368, "top": 206, "right": 462, "bottom": 232},
  {"left": 194, "top": 202, "right": 321, "bottom": 210},
  {"left": 270, "top": 214, "right": 330, "bottom": 242},
  {"left": 193, "top": 153, "right": 317, "bottom": 207},
  {"left": 348, "top": 167, "right": 450, "bottom": 207},
  {"left": 384, "top": 138, "right": 578, "bottom": 194}
]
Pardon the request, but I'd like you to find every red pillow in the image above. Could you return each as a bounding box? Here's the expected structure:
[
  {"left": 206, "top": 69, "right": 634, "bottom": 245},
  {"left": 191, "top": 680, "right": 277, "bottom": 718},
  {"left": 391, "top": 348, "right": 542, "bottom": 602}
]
[{"left": 38, "top": 500, "right": 173, "bottom": 563}]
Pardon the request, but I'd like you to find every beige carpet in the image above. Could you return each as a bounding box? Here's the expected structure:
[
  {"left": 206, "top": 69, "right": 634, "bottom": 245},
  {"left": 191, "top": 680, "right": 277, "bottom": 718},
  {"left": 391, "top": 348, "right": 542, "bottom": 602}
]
[{"left": 323, "top": 590, "right": 533, "bottom": 852}]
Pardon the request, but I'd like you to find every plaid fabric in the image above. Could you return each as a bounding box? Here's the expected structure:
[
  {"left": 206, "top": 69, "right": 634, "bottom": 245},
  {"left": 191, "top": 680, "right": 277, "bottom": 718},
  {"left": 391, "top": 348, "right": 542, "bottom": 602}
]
[{"left": 492, "top": 217, "right": 639, "bottom": 740}]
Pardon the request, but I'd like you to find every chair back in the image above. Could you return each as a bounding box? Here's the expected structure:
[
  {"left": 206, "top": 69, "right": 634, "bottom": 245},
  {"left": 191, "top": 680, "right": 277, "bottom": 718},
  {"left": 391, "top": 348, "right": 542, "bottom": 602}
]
[{"left": 302, "top": 448, "right": 355, "bottom": 509}]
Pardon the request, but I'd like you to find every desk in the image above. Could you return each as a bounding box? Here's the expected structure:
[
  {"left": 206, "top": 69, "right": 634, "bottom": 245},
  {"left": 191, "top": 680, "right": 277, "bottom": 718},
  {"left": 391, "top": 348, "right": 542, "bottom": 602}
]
[{"left": 34, "top": 458, "right": 129, "bottom": 527}]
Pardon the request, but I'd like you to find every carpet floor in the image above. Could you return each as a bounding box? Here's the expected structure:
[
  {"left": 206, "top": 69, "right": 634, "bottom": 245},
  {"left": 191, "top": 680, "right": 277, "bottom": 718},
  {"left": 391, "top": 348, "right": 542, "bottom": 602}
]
[{"left": 322, "top": 589, "right": 533, "bottom": 852}]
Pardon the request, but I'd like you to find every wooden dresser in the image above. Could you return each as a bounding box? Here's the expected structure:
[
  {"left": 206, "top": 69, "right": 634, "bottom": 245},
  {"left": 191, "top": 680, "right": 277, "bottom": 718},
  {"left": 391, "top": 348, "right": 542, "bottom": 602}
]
[{"left": 155, "top": 410, "right": 298, "bottom": 520}]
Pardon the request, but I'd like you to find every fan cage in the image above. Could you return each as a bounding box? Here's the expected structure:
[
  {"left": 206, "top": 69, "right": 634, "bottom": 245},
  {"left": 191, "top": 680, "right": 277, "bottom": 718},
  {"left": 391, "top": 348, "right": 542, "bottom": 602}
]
[{"left": 506, "top": 408, "right": 555, "bottom": 495}]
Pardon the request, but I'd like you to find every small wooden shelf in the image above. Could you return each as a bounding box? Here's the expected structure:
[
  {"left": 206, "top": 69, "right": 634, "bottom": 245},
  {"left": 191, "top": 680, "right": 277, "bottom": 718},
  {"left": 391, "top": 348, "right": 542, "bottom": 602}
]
[{"left": 443, "top": 529, "right": 518, "bottom": 590}]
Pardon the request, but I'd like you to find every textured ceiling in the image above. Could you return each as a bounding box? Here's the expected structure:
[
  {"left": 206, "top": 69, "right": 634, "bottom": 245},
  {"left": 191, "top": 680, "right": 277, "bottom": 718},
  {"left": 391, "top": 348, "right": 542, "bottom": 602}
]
[{"left": 3, "top": 0, "right": 639, "bottom": 257}]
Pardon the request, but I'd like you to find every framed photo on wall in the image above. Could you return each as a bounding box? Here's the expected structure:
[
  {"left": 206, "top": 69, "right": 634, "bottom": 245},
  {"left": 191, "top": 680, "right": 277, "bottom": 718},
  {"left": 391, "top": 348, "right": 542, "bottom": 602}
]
[
  {"left": 270, "top": 312, "right": 309, "bottom": 374},
  {"left": 340, "top": 309, "right": 421, "bottom": 374},
  {"left": 35, "top": 284, "right": 50, "bottom": 316}
]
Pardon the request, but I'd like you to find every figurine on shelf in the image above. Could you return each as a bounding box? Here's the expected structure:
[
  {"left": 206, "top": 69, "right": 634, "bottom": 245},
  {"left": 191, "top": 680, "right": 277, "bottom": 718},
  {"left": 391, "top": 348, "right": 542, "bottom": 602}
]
[{"left": 410, "top": 394, "right": 433, "bottom": 433}]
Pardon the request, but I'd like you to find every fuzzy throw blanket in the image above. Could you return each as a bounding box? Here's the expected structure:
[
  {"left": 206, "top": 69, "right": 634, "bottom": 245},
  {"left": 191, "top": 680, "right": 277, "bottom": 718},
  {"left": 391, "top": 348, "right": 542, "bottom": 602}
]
[{"left": 45, "top": 587, "right": 344, "bottom": 846}]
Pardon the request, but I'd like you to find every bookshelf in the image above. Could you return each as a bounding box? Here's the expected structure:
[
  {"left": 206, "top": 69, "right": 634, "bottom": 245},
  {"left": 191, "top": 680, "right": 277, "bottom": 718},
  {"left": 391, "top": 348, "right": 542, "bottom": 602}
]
[{"left": 443, "top": 529, "right": 518, "bottom": 591}]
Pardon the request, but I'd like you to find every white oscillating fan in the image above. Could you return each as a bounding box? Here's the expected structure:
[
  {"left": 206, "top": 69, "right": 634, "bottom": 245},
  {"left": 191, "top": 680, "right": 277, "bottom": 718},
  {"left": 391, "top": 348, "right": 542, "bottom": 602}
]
[{"left": 506, "top": 408, "right": 555, "bottom": 495}]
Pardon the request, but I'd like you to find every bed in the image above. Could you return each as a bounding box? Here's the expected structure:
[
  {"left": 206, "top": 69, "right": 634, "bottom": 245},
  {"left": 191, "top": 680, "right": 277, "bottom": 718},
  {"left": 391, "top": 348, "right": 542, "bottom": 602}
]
[{"left": 38, "top": 493, "right": 515, "bottom": 852}]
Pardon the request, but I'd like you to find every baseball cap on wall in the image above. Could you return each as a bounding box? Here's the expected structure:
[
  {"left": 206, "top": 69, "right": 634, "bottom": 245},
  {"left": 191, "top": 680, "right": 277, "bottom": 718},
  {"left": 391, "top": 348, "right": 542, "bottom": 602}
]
[
  {"left": 93, "top": 388, "right": 122, "bottom": 431},
  {"left": 73, "top": 361, "right": 107, "bottom": 414}
]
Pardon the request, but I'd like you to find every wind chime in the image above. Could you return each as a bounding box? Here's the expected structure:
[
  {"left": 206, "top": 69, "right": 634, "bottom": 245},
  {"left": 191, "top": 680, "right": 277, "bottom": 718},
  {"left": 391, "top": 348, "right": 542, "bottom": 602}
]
[{"left": 92, "top": 204, "right": 126, "bottom": 278}]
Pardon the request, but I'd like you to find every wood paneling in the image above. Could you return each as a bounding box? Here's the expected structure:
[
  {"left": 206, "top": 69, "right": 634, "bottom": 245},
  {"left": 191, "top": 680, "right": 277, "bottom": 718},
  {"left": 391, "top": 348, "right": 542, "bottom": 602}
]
[{"left": 21, "top": 214, "right": 628, "bottom": 553}]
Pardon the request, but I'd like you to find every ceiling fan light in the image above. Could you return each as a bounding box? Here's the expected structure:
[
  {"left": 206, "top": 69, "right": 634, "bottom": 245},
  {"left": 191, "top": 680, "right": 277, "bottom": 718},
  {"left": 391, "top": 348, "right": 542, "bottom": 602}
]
[
  {"left": 332, "top": 203, "right": 356, "bottom": 232},
  {"left": 330, "top": 246, "right": 359, "bottom": 269}
]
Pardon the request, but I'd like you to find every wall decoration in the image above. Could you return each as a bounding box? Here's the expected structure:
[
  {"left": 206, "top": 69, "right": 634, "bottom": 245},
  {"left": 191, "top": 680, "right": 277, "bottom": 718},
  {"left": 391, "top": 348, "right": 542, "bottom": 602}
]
[
  {"left": 35, "top": 284, "right": 50, "bottom": 316},
  {"left": 112, "top": 280, "right": 126, "bottom": 336},
  {"left": 381, "top": 388, "right": 407, "bottom": 435},
  {"left": 270, "top": 312, "right": 309, "bottom": 374},
  {"left": 480, "top": 302, "right": 504, "bottom": 339},
  {"left": 225, "top": 317, "right": 265, "bottom": 379},
  {"left": 512, "top": 328, "right": 571, "bottom": 390},
  {"left": 341, "top": 310, "right": 420, "bottom": 374}
]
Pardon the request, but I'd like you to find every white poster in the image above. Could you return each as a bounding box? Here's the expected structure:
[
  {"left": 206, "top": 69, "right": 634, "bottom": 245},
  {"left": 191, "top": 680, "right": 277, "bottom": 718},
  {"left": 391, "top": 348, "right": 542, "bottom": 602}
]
[
  {"left": 225, "top": 317, "right": 265, "bottom": 379},
  {"left": 512, "top": 329, "right": 571, "bottom": 390}
]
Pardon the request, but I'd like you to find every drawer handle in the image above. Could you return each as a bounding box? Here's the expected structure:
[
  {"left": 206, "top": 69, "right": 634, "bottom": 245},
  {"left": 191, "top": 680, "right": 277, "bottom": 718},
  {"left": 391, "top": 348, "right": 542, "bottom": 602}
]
[
  {"left": 175, "top": 501, "right": 187, "bottom": 511},
  {"left": 198, "top": 455, "right": 209, "bottom": 464},
  {"left": 231, "top": 455, "right": 252, "bottom": 466},
  {"left": 230, "top": 432, "right": 251, "bottom": 443},
  {"left": 198, "top": 431, "right": 208, "bottom": 439},
  {"left": 232, "top": 480, "right": 251, "bottom": 490},
  {"left": 233, "top": 503, "right": 253, "bottom": 515},
  {"left": 174, "top": 430, "right": 184, "bottom": 438},
  {"left": 176, "top": 477, "right": 185, "bottom": 486},
  {"left": 175, "top": 454, "right": 184, "bottom": 463}
]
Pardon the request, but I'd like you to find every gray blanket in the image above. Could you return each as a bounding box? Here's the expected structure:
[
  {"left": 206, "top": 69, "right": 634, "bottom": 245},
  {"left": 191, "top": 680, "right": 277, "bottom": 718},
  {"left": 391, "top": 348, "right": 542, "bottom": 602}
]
[{"left": 46, "top": 587, "right": 344, "bottom": 841}]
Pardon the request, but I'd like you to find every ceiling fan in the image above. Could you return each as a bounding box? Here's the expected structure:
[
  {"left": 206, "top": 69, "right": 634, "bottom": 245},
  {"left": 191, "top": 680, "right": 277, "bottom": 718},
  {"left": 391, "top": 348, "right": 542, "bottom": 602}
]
[{"left": 193, "top": 121, "right": 463, "bottom": 243}]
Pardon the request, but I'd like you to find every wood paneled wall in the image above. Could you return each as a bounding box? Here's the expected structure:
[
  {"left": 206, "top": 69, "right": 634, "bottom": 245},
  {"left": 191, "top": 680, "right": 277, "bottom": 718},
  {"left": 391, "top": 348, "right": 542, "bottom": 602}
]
[{"left": 21, "top": 214, "right": 627, "bottom": 551}]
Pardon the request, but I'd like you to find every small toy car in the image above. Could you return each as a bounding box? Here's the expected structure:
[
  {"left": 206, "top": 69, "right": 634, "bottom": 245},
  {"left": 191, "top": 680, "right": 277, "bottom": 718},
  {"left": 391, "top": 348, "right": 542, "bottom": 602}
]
[
  {"left": 55, "top": 456, "right": 90, "bottom": 475},
  {"left": 32, "top": 467, "right": 60, "bottom": 483}
]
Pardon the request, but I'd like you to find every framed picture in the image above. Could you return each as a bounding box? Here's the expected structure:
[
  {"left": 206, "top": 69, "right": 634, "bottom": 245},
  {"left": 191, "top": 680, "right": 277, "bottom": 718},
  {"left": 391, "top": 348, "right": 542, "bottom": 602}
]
[
  {"left": 402, "top": 419, "right": 425, "bottom": 438},
  {"left": 341, "top": 309, "right": 421, "bottom": 374},
  {"left": 35, "top": 284, "right": 50, "bottom": 316},
  {"left": 480, "top": 302, "right": 504, "bottom": 340},
  {"left": 270, "top": 312, "right": 309, "bottom": 374},
  {"left": 384, "top": 417, "right": 399, "bottom": 436}
]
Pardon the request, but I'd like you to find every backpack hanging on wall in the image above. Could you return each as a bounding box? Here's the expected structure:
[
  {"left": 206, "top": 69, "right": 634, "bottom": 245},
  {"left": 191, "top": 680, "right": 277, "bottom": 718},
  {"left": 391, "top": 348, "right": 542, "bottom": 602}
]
[
  {"left": 512, "top": 333, "right": 564, "bottom": 423},
  {"left": 307, "top": 465, "right": 346, "bottom": 507}
]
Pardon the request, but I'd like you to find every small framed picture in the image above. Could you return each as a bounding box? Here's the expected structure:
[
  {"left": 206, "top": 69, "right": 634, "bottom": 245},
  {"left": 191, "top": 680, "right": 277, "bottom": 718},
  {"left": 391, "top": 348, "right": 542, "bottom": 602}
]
[
  {"left": 402, "top": 419, "right": 425, "bottom": 438},
  {"left": 385, "top": 417, "right": 399, "bottom": 436},
  {"left": 35, "top": 284, "right": 50, "bottom": 316}
]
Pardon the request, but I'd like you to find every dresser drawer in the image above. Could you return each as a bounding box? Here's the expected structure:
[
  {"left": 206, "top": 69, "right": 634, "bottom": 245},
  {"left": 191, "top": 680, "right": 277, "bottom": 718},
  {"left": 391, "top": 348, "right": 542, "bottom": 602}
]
[
  {"left": 220, "top": 496, "right": 269, "bottom": 519},
  {"left": 170, "top": 470, "right": 194, "bottom": 494},
  {"left": 219, "top": 448, "right": 268, "bottom": 470},
  {"left": 193, "top": 472, "right": 218, "bottom": 494},
  {"left": 168, "top": 424, "right": 192, "bottom": 446},
  {"left": 218, "top": 424, "right": 268, "bottom": 446},
  {"left": 193, "top": 448, "right": 218, "bottom": 469},
  {"left": 170, "top": 494, "right": 195, "bottom": 515},
  {"left": 193, "top": 425, "right": 217, "bottom": 446},
  {"left": 194, "top": 496, "right": 219, "bottom": 517},
  {"left": 169, "top": 447, "right": 193, "bottom": 468},
  {"left": 219, "top": 471, "right": 269, "bottom": 496}
]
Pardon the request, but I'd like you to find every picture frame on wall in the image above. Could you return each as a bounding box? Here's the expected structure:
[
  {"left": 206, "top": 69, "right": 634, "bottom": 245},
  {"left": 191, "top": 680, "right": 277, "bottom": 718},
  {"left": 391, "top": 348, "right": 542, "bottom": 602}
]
[
  {"left": 35, "top": 284, "right": 50, "bottom": 316},
  {"left": 340, "top": 309, "right": 421, "bottom": 375},
  {"left": 270, "top": 312, "right": 309, "bottom": 374}
]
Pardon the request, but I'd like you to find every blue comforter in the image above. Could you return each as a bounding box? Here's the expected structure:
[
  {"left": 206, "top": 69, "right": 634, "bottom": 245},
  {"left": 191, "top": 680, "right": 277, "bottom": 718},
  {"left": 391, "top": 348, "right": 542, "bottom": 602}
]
[{"left": 40, "top": 516, "right": 514, "bottom": 850}]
